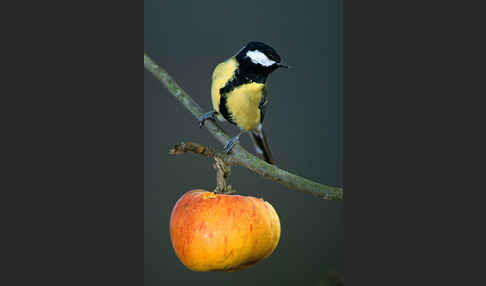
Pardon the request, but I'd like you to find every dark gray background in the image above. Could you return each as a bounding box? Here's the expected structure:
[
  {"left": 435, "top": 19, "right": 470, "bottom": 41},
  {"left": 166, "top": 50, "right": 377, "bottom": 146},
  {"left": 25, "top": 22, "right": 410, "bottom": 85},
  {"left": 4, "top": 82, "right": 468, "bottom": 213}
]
[{"left": 144, "top": 1, "right": 343, "bottom": 285}]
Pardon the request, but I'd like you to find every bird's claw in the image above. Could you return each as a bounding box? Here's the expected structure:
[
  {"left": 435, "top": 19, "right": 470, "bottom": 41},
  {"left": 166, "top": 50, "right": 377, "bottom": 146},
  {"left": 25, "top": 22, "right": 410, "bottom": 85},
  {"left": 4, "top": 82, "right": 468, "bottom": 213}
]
[
  {"left": 199, "top": 111, "right": 216, "bottom": 128},
  {"left": 223, "top": 135, "right": 240, "bottom": 153}
]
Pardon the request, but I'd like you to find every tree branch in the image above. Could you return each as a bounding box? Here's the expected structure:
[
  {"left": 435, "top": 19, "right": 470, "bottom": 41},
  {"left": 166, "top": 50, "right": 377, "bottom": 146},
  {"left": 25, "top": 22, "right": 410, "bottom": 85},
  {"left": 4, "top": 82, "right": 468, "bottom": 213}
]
[
  {"left": 170, "top": 141, "right": 235, "bottom": 163},
  {"left": 144, "top": 52, "right": 343, "bottom": 200}
]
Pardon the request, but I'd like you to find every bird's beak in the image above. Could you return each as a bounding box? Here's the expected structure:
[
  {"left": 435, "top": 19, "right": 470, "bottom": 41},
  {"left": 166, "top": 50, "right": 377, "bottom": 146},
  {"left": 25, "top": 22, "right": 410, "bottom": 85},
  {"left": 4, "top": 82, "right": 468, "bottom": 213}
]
[{"left": 277, "top": 63, "right": 291, "bottom": 69}]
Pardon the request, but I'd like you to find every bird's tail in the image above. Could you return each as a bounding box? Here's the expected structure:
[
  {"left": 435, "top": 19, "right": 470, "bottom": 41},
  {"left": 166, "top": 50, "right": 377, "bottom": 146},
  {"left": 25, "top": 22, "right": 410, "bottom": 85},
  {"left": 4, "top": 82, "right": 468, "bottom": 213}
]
[{"left": 250, "top": 126, "right": 274, "bottom": 165}]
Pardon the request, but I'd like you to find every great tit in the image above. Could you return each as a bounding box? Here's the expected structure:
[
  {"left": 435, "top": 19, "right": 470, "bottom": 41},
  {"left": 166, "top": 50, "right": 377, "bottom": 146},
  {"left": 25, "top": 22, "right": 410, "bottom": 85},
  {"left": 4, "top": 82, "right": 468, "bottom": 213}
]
[{"left": 199, "top": 41, "right": 288, "bottom": 164}]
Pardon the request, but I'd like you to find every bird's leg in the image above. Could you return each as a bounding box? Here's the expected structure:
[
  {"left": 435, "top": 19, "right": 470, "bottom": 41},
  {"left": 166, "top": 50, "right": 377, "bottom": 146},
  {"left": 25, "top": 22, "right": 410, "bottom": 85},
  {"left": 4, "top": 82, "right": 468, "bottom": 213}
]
[
  {"left": 199, "top": 111, "right": 217, "bottom": 128},
  {"left": 223, "top": 131, "right": 245, "bottom": 154}
]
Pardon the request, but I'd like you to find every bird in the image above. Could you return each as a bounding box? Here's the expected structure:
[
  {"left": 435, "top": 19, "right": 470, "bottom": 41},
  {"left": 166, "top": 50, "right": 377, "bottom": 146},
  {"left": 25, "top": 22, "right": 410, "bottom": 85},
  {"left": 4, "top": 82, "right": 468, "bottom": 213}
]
[{"left": 199, "top": 41, "right": 289, "bottom": 164}]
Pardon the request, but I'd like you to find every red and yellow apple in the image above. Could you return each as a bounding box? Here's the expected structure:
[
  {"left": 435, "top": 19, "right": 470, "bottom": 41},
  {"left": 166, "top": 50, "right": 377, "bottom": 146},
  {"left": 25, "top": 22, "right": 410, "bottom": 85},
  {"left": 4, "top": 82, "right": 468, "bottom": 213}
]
[{"left": 169, "top": 190, "right": 281, "bottom": 272}]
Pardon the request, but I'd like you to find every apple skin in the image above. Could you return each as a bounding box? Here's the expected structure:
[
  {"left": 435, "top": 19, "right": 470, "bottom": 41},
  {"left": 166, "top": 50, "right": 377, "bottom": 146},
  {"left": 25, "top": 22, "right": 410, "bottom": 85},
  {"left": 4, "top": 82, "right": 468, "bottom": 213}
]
[{"left": 169, "top": 190, "right": 281, "bottom": 272}]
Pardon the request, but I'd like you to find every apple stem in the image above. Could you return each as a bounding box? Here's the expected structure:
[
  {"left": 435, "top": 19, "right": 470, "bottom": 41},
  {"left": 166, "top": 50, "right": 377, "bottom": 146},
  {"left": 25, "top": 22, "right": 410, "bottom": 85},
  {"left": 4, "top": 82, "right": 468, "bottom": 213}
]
[{"left": 213, "top": 158, "right": 235, "bottom": 194}]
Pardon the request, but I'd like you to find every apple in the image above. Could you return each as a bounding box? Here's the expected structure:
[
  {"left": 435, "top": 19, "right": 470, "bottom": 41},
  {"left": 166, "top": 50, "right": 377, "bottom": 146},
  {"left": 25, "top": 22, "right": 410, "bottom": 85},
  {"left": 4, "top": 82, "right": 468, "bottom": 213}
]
[{"left": 169, "top": 190, "right": 281, "bottom": 272}]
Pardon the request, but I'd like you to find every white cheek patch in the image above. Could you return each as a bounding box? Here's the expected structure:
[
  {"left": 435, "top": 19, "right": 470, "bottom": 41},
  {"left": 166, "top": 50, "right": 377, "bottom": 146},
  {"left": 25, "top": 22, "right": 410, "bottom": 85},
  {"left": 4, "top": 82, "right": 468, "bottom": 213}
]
[{"left": 246, "top": 50, "right": 276, "bottom": 67}]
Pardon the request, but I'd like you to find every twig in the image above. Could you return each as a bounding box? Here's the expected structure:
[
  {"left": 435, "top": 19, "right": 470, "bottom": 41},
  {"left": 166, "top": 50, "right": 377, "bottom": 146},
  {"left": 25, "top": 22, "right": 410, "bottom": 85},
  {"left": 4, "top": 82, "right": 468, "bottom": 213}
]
[
  {"left": 170, "top": 142, "right": 235, "bottom": 194},
  {"left": 170, "top": 141, "right": 234, "bottom": 162},
  {"left": 145, "top": 53, "right": 343, "bottom": 200}
]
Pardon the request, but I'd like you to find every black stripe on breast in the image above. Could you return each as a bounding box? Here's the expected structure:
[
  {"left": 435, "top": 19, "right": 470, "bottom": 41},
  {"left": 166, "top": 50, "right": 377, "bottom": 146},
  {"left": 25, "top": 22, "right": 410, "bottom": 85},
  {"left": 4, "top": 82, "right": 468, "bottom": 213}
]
[
  {"left": 220, "top": 72, "right": 250, "bottom": 95},
  {"left": 219, "top": 95, "right": 236, "bottom": 125},
  {"left": 220, "top": 68, "right": 267, "bottom": 95},
  {"left": 218, "top": 67, "right": 268, "bottom": 126}
]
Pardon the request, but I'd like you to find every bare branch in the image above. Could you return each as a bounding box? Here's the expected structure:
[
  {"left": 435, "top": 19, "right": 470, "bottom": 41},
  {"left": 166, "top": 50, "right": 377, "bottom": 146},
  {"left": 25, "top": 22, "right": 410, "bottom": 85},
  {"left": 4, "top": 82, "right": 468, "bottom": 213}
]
[{"left": 145, "top": 53, "right": 343, "bottom": 200}]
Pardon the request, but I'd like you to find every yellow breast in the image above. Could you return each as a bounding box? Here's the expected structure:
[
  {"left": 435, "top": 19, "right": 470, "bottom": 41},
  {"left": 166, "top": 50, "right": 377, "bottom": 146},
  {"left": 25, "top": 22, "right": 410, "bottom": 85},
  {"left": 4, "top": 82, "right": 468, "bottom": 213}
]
[{"left": 225, "top": 82, "right": 264, "bottom": 131}]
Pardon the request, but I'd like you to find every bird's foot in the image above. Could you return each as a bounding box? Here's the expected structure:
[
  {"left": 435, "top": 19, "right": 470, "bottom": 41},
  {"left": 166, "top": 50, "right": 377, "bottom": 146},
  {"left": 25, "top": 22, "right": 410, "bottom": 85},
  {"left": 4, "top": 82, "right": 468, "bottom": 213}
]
[
  {"left": 223, "top": 133, "right": 242, "bottom": 153},
  {"left": 199, "top": 111, "right": 216, "bottom": 128}
]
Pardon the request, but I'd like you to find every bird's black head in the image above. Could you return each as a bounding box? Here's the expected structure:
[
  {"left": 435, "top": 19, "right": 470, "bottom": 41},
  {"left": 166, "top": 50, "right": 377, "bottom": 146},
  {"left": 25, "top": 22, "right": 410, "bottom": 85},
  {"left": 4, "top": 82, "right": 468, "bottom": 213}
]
[{"left": 235, "top": 41, "right": 288, "bottom": 83}]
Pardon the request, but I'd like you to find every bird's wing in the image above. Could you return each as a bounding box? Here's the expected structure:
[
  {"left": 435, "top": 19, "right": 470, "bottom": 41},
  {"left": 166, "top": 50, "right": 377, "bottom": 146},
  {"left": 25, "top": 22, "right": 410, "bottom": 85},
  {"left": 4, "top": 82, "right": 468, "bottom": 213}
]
[{"left": 259, "top": 86, "right": 269, "bottom": 123}]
